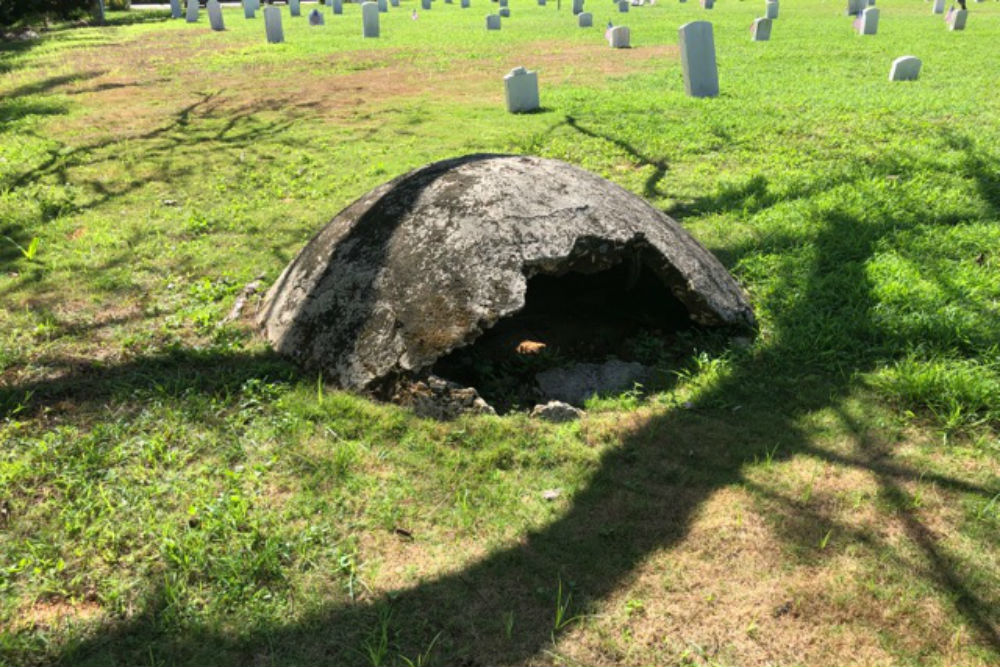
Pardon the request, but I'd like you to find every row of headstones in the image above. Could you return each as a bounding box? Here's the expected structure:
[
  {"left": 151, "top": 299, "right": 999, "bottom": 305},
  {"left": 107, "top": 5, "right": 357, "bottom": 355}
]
[
  {"left": 506, "top": 8, "right": 955, "bottom": 113},
  {"left": 504, "top": 18, "right": 717, "bottom": 112},
  {"left": 262, "top": 3, "right": 385, "bottom": 39},
  {"left": 848, "top": 0, "right": 968, "bottom": 32}
]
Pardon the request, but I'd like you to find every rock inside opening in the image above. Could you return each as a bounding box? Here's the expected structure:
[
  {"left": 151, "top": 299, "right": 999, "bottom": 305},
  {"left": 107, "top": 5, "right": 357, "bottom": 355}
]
[{"left": 431, "top": 253, "right": 700, "bottom": 413}]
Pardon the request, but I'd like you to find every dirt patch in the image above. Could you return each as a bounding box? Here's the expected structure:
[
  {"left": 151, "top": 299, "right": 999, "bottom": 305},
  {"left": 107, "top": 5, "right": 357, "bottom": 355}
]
[
  {"left": 47, "top": 29, "right": 678, "bottom": 140},
  {"left": 14, "top": 599, "right": 103, "bottom": 632}
]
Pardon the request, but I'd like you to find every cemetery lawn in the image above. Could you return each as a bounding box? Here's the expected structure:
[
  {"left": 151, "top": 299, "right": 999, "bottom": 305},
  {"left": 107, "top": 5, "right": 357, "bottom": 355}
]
[{"left": 2, "top": 1, "right": 999, "bottom": 664}]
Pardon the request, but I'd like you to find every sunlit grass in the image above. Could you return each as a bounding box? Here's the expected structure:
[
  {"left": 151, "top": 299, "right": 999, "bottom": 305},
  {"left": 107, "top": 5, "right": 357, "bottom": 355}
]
[{"left": 1, "top": 1, "right": 999, "bottom": 665}]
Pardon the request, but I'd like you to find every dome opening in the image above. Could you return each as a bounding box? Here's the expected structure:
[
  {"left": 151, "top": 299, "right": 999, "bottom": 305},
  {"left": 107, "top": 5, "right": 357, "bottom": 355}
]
[{"left": 431, "top": 252, "right": 699, "bottom": 414}]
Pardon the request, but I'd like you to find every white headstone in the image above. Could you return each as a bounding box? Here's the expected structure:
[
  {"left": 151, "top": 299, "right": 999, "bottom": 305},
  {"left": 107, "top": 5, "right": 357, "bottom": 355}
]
[
  {"left": 572, "top": 0, "right": 584, "bottom": 14},
  {"left": 243, "top": 1, "right": 255, "bottom": 18},
  {"left": 888, "top": 55, "right": 921, "bottom": 81},
  {"left": 608, "top": 25, "right": 630, "bottom": 48},
  {"left": 618, "top": 0, "right": 629, "bottom": 11},
  {"left": 486, "top": 13, "right": 501, "bottom": 28},
  {"left": 751, "top": 16, "right": 771, "bottom": 40},
  {"left": 264, "top": 6, "right": 283, "bottom": 41},
  {"left": 171, "top": 0, "right": 182, "bottom": 19},
  {"left": 678, "top": 21, "right": 718, "bottom": 98},
  {"left": 186, "top": 0, "right": 199, "bottom": 22},
  {"left": 858, "top": 7, "right": 878, "bottom": 34},
  {"left": 948, "top": 8, "right": 967, "bottom": 29},
  {"left": 764, "top": 0, "right": 778, "bottom": 19},
  {"left": 309, "top": 8, "right": 325, "bottom": 23},
  {"left": 578, "top": 11, "right": 592, "bottom": 26},
  {"left": 208, "top": 0, "right": 225, "bottom": 29},
  {"left": 378, "top": 0, "right": 388, "bottom": 11},
  {"left": 931, "top": 0, "right": 944, "bottom": 14},
  {"left": 504, "top": 66, "right": 540, "bottom": 113},
  {"left": 362, "top": 2, "right": 379, "bottom": 36},
  {"left": 499, "top": 6, "right": 510, "bottom": 15},
  {"left": 332, "top": 0, "right": 343, "bottom": 14},
  {"left": 289, "top": 0, "right": 301, "bottom": 16}
]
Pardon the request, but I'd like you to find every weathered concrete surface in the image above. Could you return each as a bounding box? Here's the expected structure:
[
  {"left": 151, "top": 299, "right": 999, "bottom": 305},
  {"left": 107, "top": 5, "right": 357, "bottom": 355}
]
[
  {"left": 258, "top": 154, "right": 755, "bottom": 390},
  {"left": 531, "top": 400, "right": 585, "bottom": 422}
]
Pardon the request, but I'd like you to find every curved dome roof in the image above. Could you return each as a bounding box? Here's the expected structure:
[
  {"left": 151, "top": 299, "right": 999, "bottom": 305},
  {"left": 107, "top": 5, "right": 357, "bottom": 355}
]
[{"left": 258, "top": 154, "right": 755, "bottom": 390}]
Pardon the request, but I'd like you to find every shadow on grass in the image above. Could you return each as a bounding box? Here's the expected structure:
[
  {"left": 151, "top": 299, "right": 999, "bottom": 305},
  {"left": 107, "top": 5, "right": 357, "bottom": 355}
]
[
  {"left": 23, "top": 136, "right": 996, "bottom": 665},
  {"left": 561, "top": 115, "right": 671, "bottom": 199},
  {"left": 0, "top": 347, "right": 300, "bottom": 421}
]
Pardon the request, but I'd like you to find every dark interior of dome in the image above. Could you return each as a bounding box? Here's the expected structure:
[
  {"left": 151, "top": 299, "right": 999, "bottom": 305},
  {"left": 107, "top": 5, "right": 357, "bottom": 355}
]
[{"left": 431, "top": 257, "right": 704, "bottom": 413}]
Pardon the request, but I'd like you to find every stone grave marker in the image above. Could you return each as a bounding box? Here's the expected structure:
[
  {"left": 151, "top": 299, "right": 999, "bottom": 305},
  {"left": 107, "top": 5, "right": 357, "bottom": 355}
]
[
  {"left": 751, "top": 16, "right": 771, "bottom": 40},
  {"left": 243, "top": 1, "right": 255, "bottom": 19},
  {"left": 504, "top": 67, "right": 540, "bottom": 113},
  {"left": 857, "top": 6, "right": 878, "bottom": 34},
  {"left": 171, "top": 0, "right": 182, "bottom": 19},
  {"left": 578, "top": 11, "right": 592, "bottom": 25},
  {"left": 618, "top": 0, "right": 629, "bottom": 11},
  {"left": 309, "top": 8, "right": 325, "bottom": 24},
  {"left": 378, "top": 0, "right": 388, "bottom": 12},
  {"left": 486, "top": 13, "right": 501, "bottom": 28},
  {"left": 186, "top": 0, "right": 199, "bottom": 22},
  {"left": 289, "top": 0, "right": 301, "bottom": 16},
  {"left": 332, "top": 0, "right": 343, "bottom": 13},
  {"left": 608, "top": 25, "right": 630, "bottom": 47},
  {"left": 679, "top": 21, "right": 718, "bottom": 97},
  {"left": 208, "top": 0, "right": 225, "bottom": 30},
  {"left": 888, "top": 55, "right": 921, "bottom": 81},
  {"left": 700, "top": 0, "right": 714, "bottom": 8},
  {"left": 499, "top": 0, "right": 508, "bottom": 6},
  {"left": 500, "top": 6, "right": 511, "bottom": 15},
  {"left": 931, "top": 0, "right": 944, "bottom": 14},
  {"left": 765, "top": 0, "right": 778, "bottom": 19},
  {"left": 422, "top": 0, "right": 431, "bottom": 9},
  {"left": 539, "top": 0, "right": 547, "bottom": 5},
  {"left": 95, "top": 0, "right": 105, "bottom": 23},
  {"left": 391, "top": 0, "right": 400, "bottom": 6},
  {"left": 461, "top": 0, "right": 469, "bottom": 7},
  {"left": 573, "top": 0, "right": 584, "bottom": 15},
  {"left": 846, "top": 0, "right": 862, "bottom": 15},
  {"left": 362, "top": 2, "right": 379, "bottom": 36},
  {"left": 947, "top": 8, "right": 967, "bottom": 29},
  {"left": 264, "top": 6, "right": 283, "bottom": 41}
]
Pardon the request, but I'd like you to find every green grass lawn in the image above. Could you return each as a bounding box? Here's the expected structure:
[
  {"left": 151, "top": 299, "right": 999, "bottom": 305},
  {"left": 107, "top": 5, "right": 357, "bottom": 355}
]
[{"left": 2, "top": 1, "right": 999, "bottom": 665}]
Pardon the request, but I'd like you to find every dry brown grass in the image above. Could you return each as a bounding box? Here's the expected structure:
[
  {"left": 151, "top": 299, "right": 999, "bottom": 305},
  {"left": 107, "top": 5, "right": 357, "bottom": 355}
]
[{"left": 13, "top": 598, "right": 104, "bottom": 633}]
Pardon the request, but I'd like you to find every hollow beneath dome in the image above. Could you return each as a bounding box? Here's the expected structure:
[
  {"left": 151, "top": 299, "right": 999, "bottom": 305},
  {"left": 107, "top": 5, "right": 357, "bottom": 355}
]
[{"left": 431, "top": 258, "right": 701, "bottom": 413}]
